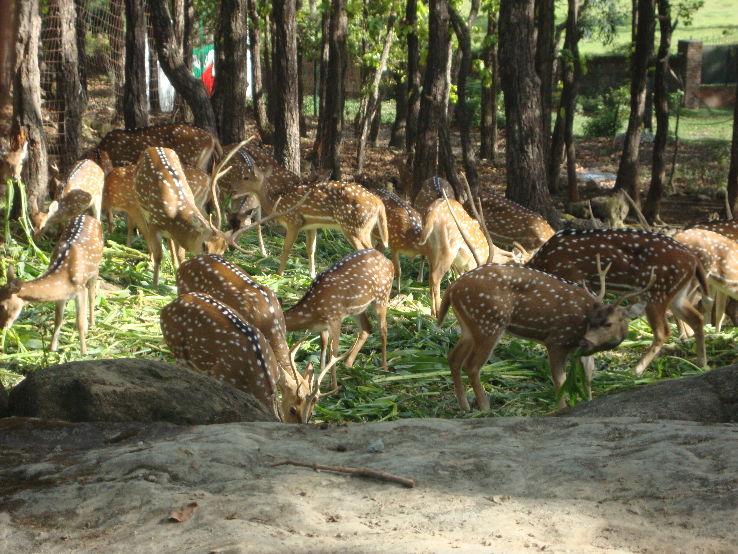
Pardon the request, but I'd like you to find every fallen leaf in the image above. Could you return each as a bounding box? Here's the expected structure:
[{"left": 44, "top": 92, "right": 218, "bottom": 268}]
[{"left": 169, "top": 502, "right": 198, "bottom": 523}]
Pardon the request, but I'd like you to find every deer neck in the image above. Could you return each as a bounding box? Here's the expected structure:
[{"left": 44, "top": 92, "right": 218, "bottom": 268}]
[
  {"left": 17, "top": 271, "right": 76, "bottom": 303},
  {"left": 283, "top": 302, "right": 325, "bottom": 333}
]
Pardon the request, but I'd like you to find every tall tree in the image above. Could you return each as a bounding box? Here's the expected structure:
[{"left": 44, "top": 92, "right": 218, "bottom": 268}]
[
  {"left": 479, "top": 3, "right": 500, "bottom": 162},
  {"left": 124, "top": 0, "right": 148, "bottom": 129},
  {"left": 389, "top": 70, "right": 407, "bottom": 147},
  {"left": 727, "top": 45, "right": 738, "bottom": 216},
  {"left": 149, "top": 0, "right": 216, "bottom": 132},
  {"left": 313, "top": 0, "right": 347, "bottom": 178},
  {"left": 212, "top": 0, "right": 250, "bottom": 144},
  {"left": 271, "top": 0, "right": 301, "bottom": 174},
  {"left": 405, "top": 0, "right": 421, "bottom": 158},
  {"left": 0, "top": 0, "right": 16, "bottom": 110},
  {"left": 614, "top": 0, "right": 655, "bottom": 205},
  {"left": 499, "top": 0, "right": 558, "bottom": 224},
  {"left": 536, "top": 0, "right": 555, "bottom": 175},
  {"left": 643, "top": 0, "right": 672, "bottom": 223},
  {"left": 247, "top": 0, "right": 272, "bottom": 143},
  {"left": 109, "top": 0, "right": 125, "bottom": 123},
  {"left": 412, "top": 0, "right": 450, "bottom": 200}
]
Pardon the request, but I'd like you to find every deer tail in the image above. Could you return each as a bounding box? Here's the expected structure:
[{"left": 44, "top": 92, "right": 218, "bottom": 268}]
[{"left": 437, "top": 286, "right": 453, "bottom": 326}]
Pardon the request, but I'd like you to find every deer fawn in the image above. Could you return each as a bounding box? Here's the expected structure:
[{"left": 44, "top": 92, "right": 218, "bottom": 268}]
[
  {"left": 477, "top": 192, "right": 555, "bottom": 251},
  {"left": 414, "top": 176, "right": 456, "bottom": 215},
  {"left": 673, "top": 228, "right": 738, "bottom": 332},
  {"left": 31, "top": 159, "right": 104, "bottom": 237},
  {"left": 283, "top": 249, "right": 394, "bottom": 389},
  {"left": 133, "top": 147, "right": 227, "bottom": 285},
  {"left": 175, "top": 254, "right": 314, "bottom": 423},
  {"left": 439, "top": 262, "right": 652, "bottom": 411},
  {"left": 527, "top": 229, "right": 708, "bottom": 375},
  {"left": 0, "top": 215, "right": 103, "bottom": 355},
  {"left": 98, "top": 123, "right": 221, "bottom": 170}
]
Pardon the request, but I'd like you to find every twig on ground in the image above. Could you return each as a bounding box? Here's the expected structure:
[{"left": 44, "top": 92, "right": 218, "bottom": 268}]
[{"left": 271, "top": 460, "right": 416, "bottom": 488}]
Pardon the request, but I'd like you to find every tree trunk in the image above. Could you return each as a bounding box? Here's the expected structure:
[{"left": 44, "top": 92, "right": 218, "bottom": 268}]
[
  {"left": 314, "top": 0, "right": 347, "bottom": 179},
  {"left": 614, "top": 0, "right": 655, "bottom": 205},
  {"left": 0, "top": 0, "right": 17, "bottom": 111},
  {"left": 357, "top": 11, "right": 396, "bottom": 172},
  {"left": 643, "top": 0, "right": 672, "bottom": 223},
  {"left": 147, "top": 29, "right": 161, "bottom": 114},
  {"left": 56, "top": 0, "right": 85, "bottom": 170},
  {"left": 247, "top": 0, "right": 272, "bottom": 143},
  {"left": 449, "top": 4, "right": 479, "bottom": 199},
  {"left": 536, "top": 0, "right": 555, "bottom": 177},
  {"left": 271, "top": 0, "right": 301, "bottom": 174},
  {"left": 149, "top": 0, "right": 216, "bottom": 133},
  {"left": 412, "top": 0, "right": 450, "bottom": 200},
  {"left": 212, "top": 0, "right": 249, "bottom": 144},
  {"left": 726, "top": 40, "right": 738, "bottom": 215},
  {"left": 451, "top": 0, "right": 480, "bottom": 126},
  {"left": 109, "top": 0, "right": 125, "bottom": 123},
  {"left": 480, "top": 9, "right": 499, "bottom": 162},
  {"left": 13, "top": 0, "right": 48, "bottom": 208},
  {"left": 74, "top": 0, "right": 87, "bottom": 96},
  {"left": 499, "top": 0, "right": 558, "bottom": 225},
  {"left": 405, "top": 0, "right": 421, "bottom": 158},
  {"left": 124, "top": 0, "right": 148, "bottom": 130},
  {"left": 389, "top": 70, "right": 407, "bottom": 148},
  {"left": 171, "top": 0, "right": 192, "bottom": 121}
]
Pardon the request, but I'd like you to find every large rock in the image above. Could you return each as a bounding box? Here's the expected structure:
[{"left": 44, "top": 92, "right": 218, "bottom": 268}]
[
  {"left": 7, "top": 358, "right": 276, "bottom": 424},
  {"left": 560, "top": 365, "right": 738, "bottom": 422}
]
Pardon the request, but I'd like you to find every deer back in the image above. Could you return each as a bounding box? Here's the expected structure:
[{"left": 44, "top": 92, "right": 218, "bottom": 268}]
[
  {"left": 218, "top": 143, "right": 274, "bottom": 198},
  {"left": 527, "top": 229, "right": 702, "bottom": 304},
  {"left": 414, "top": 176, "right": 455, "bottom": 215},
  {"left": 160, "top": 291, "right": 282, "bottom": 420},
  {"left": 283, "top": 249, "right": 394, "bottom": 331},
  {"left": 372, "top": 189, "right": 425, "bottom": 255},
  {"left": 478, "top": 192, "right": 555, "bottom": 250},
  {"left": 692, "top": 219, "right": 738, "bottom": 242},
  {"left": 673, "top": 228, "right": 738, "bottom": 291}
]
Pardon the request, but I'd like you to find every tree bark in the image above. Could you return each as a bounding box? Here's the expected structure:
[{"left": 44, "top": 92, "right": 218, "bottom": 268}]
[
  {"left": 405, "top": 0, "right": 421, "bottom": 158},
  {"left": 536, "top": 0, "right": 555, "bottom": 176},
  {"left": 727, "top": 42, "right": 738, "bottom": 216},
  {"left": 412, "top": 0, "right": 451, "bottom": 200},
  {"left": 247, "top": 0, "right": 272, "bottom": 143},
  {"left": 74, "top": 0, "right": 87, "bottom": 96},
  {"left": 614, "top": 0, "right": 655, "bottom": 205},
  {"left": 480, "top": 8, "right": 499, "bottom": 162},
  {"left": 314, "top": 0, "right": 347, "bottom": 179},
  {"left": 147, "top": 29, "right": 161, "bottom": 114},
  {"left": 643, "top": 0, "right": 672, "bottom": 223},
  {"left": 0, "top": 0, "right": 17, "bottom": 111},
  {"left": 499, "top": 0, "right": 558, "bottom": 225},
  {"left": 12, "top": 0, "right": 48, "bottom": 207},
  {"left": 271, "top": 0, "right": 301, "bottom": 174},
  {"left": 109, "top": 0, "right": 125, "bottom": 123},
  {"left": 389, "top": 70, "right": 407, "bottom": 148},
  {"left": 149, "top": 0, "right": 217, "bottom": 133},
  {"left": 124, "top": 0, "right": 148, "bottom": 130},
  {"left": 56, "top": 0, "right": 85, "bottom": 170},
  {"left": 212, "top": 0, "right": 250, "bottom": 144}
]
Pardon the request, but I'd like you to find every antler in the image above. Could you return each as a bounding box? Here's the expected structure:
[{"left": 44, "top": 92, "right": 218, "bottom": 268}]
[
  {"left": 441, "top": 188, "right": 485, "bottom": 267},
  {"left": 613, "top": 267, "right": 657, "bottom": 307},
  {"left": 287, "top": 332, "right": 312, "bottom": 384},
  {"left": 580, "top": 254, "right": 612, "bottom": 301},
  {"left": 301, "top": 351, "right": 347, "bottom": 422},
  {"left": 458, "top": 171, "right": 497, "bottom": 264},
  {"left": 209, "top": 137, "right": 254, "bottom": 232}
]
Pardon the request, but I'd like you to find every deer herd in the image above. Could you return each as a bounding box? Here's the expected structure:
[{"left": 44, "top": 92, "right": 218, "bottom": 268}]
[{"left": 1, "top": 122, "right": 734, "bottom": 421}]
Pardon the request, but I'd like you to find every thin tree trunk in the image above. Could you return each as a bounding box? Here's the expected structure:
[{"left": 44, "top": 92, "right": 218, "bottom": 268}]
[
  {"left": 480, "top": 9, "right": 499, "bottom": 161},
  {"left": 405, "top": 0, "right": 420, "bottom": 158},
  {"left": 124, "top": 0, "right": 148, "bottom": 129},
  {"left": 726, "top": 42, "right": 738, "bottom": 215},
  {"left": 247, "top": 0, "right": 272, "bottom": 143},
  {"left": 536, "top": 0, "right": 555, "bottom": 178},
  {"left": 389, "top": 70, "right": 407, "bottom": 147},
  {"left": 643, "top": 0, "right": 672, "bottom": 223},
  {"left": 614, "top": 0, "right": 655, "bottom": 205},
  {"left": 212, "top": 0, "right": 249, "bottom": 144},
  {"left": 147, "top": 29, "right": 161, "bottom": 114},
  {"left": 74, "top": 0, "right": 87, "bottom": 96},
  {"left": 357, "top": 10, "right": 396, "bottom": 172},
  {"left": 56, "top": 0, "right": 85, "bottom": 170},
  {"left": 149, "top": 0, "right": 216, "bottom": 133},
  {"left": 499, "top": 0, "right": 559, "bottom": 225},
  {"left": 109, "top": 0, "right": 125, "bottom": 124},
  {"left": 271, "top": 0, "right": 301, "bottom": 174},
  {"left": 0, "top": 0, "right": 17, "bottom": 110}
]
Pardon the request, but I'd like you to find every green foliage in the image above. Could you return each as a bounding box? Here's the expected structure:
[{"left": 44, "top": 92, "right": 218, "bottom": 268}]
[{"left": 580, "top": 86, "right": 629, "bottom": 137}]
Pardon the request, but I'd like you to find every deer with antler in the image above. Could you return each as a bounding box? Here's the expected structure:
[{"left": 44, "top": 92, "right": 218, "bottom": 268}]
[
  {"left": 527, "top": 229, "right": 708, "bottom": 375},
  {"left": 1, "top": 215, "right": 103, "bottom": 355},
  {"left": 161, "top": 290, "right": 343, "bottom": 423},
  {"left": 31, "top": 159, "right": 104, "bottom": 237},
  {"left": 439, "top": 259, "right": 654, "bottom": 410},
  {"left": 283, "top": 249, "right": 394, "bottom": 389},
  {"left": 476, "top": 192, "right": 555, "bottom": 251}
]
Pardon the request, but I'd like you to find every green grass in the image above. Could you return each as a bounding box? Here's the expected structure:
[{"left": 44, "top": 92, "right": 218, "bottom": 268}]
[{"left": 2, "top": 202, "right": 733, "bottom": 422}]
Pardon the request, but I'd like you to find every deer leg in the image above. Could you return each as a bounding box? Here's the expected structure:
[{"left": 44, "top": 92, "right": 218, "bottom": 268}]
[
  {"left": 150, "top": 229, "right": 164, "bottom": 286},
  {"left": 448, "top": 334, "right": 475, "bottom": 412},
  {"left": 255, "top": 206, "right": 267, "bottom": 256},
  {"left": 634, "top": 302, "right": 672, "bottom": 376},
  {"left": 75, "top": 290, "right": 88, "bottom": 355},
  {"left": 50, "top": 300, "right": 67, "bottom": 353},
  {"left": 87, "top": 276, "right": 97, "bottom": 328},
  {"left": 391, "top": 251, "right": 402, "bottom": 294},
  {"left": 428, "top": 252, "right": 454, "bottom": 317},
  {"left": 345, "top": 313, "right": 371, "bottom": 368},
  {"left": 714, "top": 289, "right": 728, "bottom": 332},
  {"left": 327, "top": 320, "right": 342, "bottom": 390},
  {"left": 278, "top": 226, "right": 299, "bottom": 276},
  {"left": 669, "top": 290, "right": 707, "bottom": 369},
  {"left": 581, "top": 355, "right": 595, "bottom": 401},
  {"left": 305, "top": 229, "right": 318, "bottom": 278},
  {"left": 547, "top": 345, "right": 571, "bottom": 409},
  {"left": 460, "top": 329, "right": 503, "bottom": 412},
  {"left": 417, "top": 258, "right": 425, "bottom": 283},
  {"left": 376, "top": 303, "right": 388, "bottom": 371}
]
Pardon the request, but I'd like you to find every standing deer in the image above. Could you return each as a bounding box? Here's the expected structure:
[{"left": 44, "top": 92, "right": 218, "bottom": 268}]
[
  {"left": 438, "top": 262, "right": 652, "bottom": 411},
  {"left": 673, "top": 228, "right": 738, "bottom": 332},
  {"left": 477, "top": 192, "right": 555, "bottom": 251},
  {"left": 31, "top": 159, "right": 104, "bottom": 237},
  {"left": 527, "top": 229, "right": 708, "bottom": 374},
  {"left": 283, "top": 249, "right": 394, "bottom": 389},
  {"left": 133, "top": 147, "right": 227, "bottom": 285},
  {"left": 175, "top": 254, "right": 313, "bottom": 423},
  {"left": 0, "top": 215, "right": 103, "bottom": 355},
  {"left": 97, "top": 123, "right": 221, "bottom": 170}
]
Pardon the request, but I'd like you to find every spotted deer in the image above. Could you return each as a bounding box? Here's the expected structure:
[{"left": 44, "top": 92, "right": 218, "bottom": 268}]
[
  {"left": 175, "top": 254, "right": 314, "bottom": 423},
  {"left": 133, "top": 146, "right": 228, "bottom": 285},
  {"left": 0, "top": 127, "right": 28, "bottom": 183},
  {"left": 527, "top": 229, "right": 708, "bottom": 374},
  {"left": 438, "top": 262, "right": 652, "bottom": 411},
  {"left": 673, "top": 228, "right": 738, "bottom": 332},
  {"left": 477, "top": 192, "right": 555, "bottom": 251},
  {"left": 0, "top": 215, "right": 103, "bottom": 355},
  {"left": 98, "top": 123, "right": 221, "bottom": 170},
  {"left": 161, "top": 291, "right": 342, "bottom": 423},
  {"left": 414, "top": 176, "right": 456, "bottom": 215},
  {"left": 283, "top": 249, "right": 394, "bottom": 389},
  {"left": 31, "top": 159, "right": 104, "bottom": 237}
]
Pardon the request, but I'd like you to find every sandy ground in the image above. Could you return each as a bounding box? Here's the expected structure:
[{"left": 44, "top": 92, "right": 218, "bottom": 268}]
[{"left": 1, "top": 416, "right": 737, "bottom": 553}]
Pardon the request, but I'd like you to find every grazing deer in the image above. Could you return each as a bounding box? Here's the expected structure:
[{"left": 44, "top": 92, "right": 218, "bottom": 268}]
[
  {"left": 414, "top": 176, "right": 456, "bottom": 215},
  {"left": 477, "top": 191, "right": 555, "bottom": 251},
  {"left": 31, "top": 159, "right": 104, "bottom": 237},
  {"left": 283, "top": 249, "right": 394, "bottom": 389},
  {"left": 673, "top": 228, "right": 738, "bottom": 332},
  {"left": 175, "top": 254, "right": 314, "bottom": 423},
  {"left": 98, "top": 123, "right": 221, "bottom": 170},
  {"left": 439, "top": 262, "right": 652, "bottom": 411},
  {"left": 0, "top": 215, "right": 103, "bottom": 355},
  {"left": 161, "top": 291, "right": 342, "bottom": 423},
  {"left": 527, "top": 229, "right": 708, "bottom": 375},
  {"left": 133, "top": 146, "right": 229, "bottom": 285}
]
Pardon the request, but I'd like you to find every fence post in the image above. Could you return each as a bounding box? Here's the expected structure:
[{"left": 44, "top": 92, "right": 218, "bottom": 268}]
[{"left": 679, "top": 39, "right": 702, "bottom": 109}]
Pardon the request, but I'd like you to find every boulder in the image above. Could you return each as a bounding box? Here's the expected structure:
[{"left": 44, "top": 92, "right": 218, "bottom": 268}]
[
  {"left": 559, "top": 365, "right": 738, "bottom": 422},
  {"left": 7, "top": 358, "right": 276, "bottom": 424}
]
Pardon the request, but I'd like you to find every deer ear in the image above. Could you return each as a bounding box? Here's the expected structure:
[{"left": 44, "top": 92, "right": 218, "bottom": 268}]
[
  {"left": 622, "top": 301, "right": 647, "bottom": 319},
  {"left": 304, "top": 362, "right": 314, "bottom": 382},
  {"left": 47, "top": 200, "right": 59, "bottom": 217}
]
